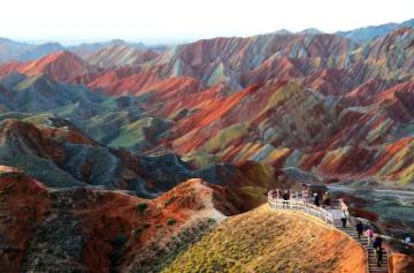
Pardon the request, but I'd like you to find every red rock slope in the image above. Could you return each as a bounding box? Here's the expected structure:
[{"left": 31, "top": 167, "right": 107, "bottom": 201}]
[{"left": 0, "top": 167, "right": 241, "bottom": 272}]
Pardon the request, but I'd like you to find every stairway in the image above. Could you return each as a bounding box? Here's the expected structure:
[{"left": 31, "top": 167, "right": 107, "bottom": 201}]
[
  {"left": 368, "top": 248, "right": 388, "bottom": 273},
  {"left": 335, "top": 222, "right": 388, "bottom": 273},
  {"left": 268, "top": 194, "right": 390, "bottom": 273}
]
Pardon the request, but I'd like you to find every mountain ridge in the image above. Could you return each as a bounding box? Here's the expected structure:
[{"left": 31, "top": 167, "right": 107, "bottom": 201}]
[{"left": 0, "top": 17, "right": 413, "bottom": 62}]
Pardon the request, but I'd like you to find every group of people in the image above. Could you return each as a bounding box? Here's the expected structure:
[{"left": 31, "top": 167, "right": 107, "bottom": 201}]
[
  {"left": 354, "top": 220, "right": 384, "bottom": 266},
  {"left": 271, "top": 187, "right": 412, "bottom": 268},
  {"left": 312, "top": 191, "right": 330, "bottom": 207},
  {"left": 335, "top": 207, "right": 385, "bottom": 267},
  {"left": 272, "top": 186, "right": 332, "bottom": 208},
  {"left": 279, "top": 187, "right": 331, "bottom": 208}
]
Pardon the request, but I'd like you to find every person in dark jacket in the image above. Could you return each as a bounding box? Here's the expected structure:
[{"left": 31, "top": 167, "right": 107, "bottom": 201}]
[
  {"left": 373, "top": 235, "right": 383, "bottom": 250},
  {"left": 373, "top": 235, "right": 383, "bottom": 266},
  {"left": 340, "top": 210, "right": 347, "bottom": 228},
  {"left": 282, "top": 190, "right": 290, "bottom": 208},
  {"left": 356, "top": 221, "right": 364, "bottom": 240},
  {"left": 313, "top": 193, "right": 320, "bottom": 207},
  {"left": 376, "top": 246, "right": 383, "bottom": 266}
]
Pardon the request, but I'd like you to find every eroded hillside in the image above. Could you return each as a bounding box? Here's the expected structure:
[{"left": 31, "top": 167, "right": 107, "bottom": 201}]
[{"left": 0, "top": 168, "right": 239, "bottom": 272}]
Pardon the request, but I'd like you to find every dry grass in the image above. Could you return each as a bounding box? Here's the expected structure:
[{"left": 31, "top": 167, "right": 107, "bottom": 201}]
[{"left": 160, "top": 205, "right": 367, "bottom": 273}]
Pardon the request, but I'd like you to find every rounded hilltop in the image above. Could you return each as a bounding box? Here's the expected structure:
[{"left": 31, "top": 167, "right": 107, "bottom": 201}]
[{"left": 160, "top": 205, "right": 367, "bottom": 273}]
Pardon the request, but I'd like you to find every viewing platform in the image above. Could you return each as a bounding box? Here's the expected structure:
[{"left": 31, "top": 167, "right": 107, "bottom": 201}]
[{"left": 268, "top": 190, "right": 390, "bottom": 273}]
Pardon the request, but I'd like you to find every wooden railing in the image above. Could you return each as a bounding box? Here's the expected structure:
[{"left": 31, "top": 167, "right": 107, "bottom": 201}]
[{"left": 268, "top": 193, "right": 335, "bottom": 225}]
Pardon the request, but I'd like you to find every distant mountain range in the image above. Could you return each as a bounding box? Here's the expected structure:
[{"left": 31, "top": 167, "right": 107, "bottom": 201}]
[
  {"left": 0, "top": 38, "right": 167, "bottom": 62},
  {"left": 336, "top": 18, "right": 414, "bottom": 43},
  {"left": 0, "top": 18, "right": 413, "bottom": 62}
]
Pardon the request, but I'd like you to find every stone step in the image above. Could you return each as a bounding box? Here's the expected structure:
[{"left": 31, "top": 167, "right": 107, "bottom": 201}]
[
  {"left": 369, "top": 255, "right": 388, "bottom": 259},
  {"left": 369, "top": 257, "right": 388, "bottom": 261},
  {"left": 369, "top": 256, "right": 388, "bottom": 261},
  {"left": 368, "top": 250, "right": 387, "bottom": 254},
  {"left": 369, "top": 253, "right": 388, "bottom": 257}
]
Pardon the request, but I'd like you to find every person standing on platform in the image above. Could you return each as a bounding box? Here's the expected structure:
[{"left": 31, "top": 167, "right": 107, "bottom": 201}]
[
  {"left": 302, "top": 183, "right": 309, "bottom": 200},
  {"left": 313, "top": 193, "right": 320, "bottom": 207},
  {"left": 340, "top": 210, "right": 347, "bottom": 228},
  {"left": 322, "top": 191, "right": 330, "bottom": 207},
  {"left": 282, "top": 190, "right": 290, "bottom": 208}
]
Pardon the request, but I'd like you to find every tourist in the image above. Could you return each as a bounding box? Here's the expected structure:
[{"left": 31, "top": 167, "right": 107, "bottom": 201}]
[
  {"left": 282, "top": 190, "right": 290, "bottom": 208},
  {"left": 340, "top": 210, "right": 347, "bottom": 228},
  {"left": 313, "top": 193, "right": 320, "bottom": 207},
  {"left": 322, "top": 191, "right": 330, "bottom": 207},
  {"left": 404, "top": 234, "right": 411, "bottom": 248},
  {"left": 301, "top": 183, "right": 309, "bottom": 200},
  {"left": 373, "top": 235, "right": 383, "bottom": 251},
  {"left": 365, "top": 227, "right": 374, "bottom": 248},
  {"left": 356, "top": 221, "right": 364, "bottom": 240},
  {"left": 376, "top": 246, "right": 383, "bottom": 266},
  {"left": 373, "top": 235, "right": 383, "bottom": 249},
  {"left": 373, "top": 235, "right": 383, "bottom": 266}
]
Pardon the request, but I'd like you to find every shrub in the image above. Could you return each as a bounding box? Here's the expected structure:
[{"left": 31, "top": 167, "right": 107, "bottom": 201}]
[
  {"left": 164, "top": 196, "right": 177, "bottom": 206},
  {"left": 133, "top": 228, "right": 143, "bottom": 238},
  {"left": 108, "top": 251, "right": 123, "bottom": 266},
  {"left": 136, "top": 203, "right": 148, "bottom": 213},
  {"left": 167, "top": 217, "right": 177, "bottom": 226},
  {"left": 110, "top": 234, "right": 128, "bottom": 248}
]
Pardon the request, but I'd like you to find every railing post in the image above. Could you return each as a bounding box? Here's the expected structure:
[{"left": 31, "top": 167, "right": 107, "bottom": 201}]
[{"left": 387, "top": 248, "right": 392, "bottom": 273}]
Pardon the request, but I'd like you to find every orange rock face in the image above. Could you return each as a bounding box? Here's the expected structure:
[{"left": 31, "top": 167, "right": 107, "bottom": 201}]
[
  {"left": 16, "top": 51, "right": 93, "bottom": 82},
  {"left": 391, "top": 253, "right": 414, "bottom": 273}
]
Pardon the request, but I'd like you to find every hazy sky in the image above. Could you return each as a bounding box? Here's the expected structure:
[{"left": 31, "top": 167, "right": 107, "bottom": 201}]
[{"left": 2, "top": 0, "right": 413, "bottom": 45}]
